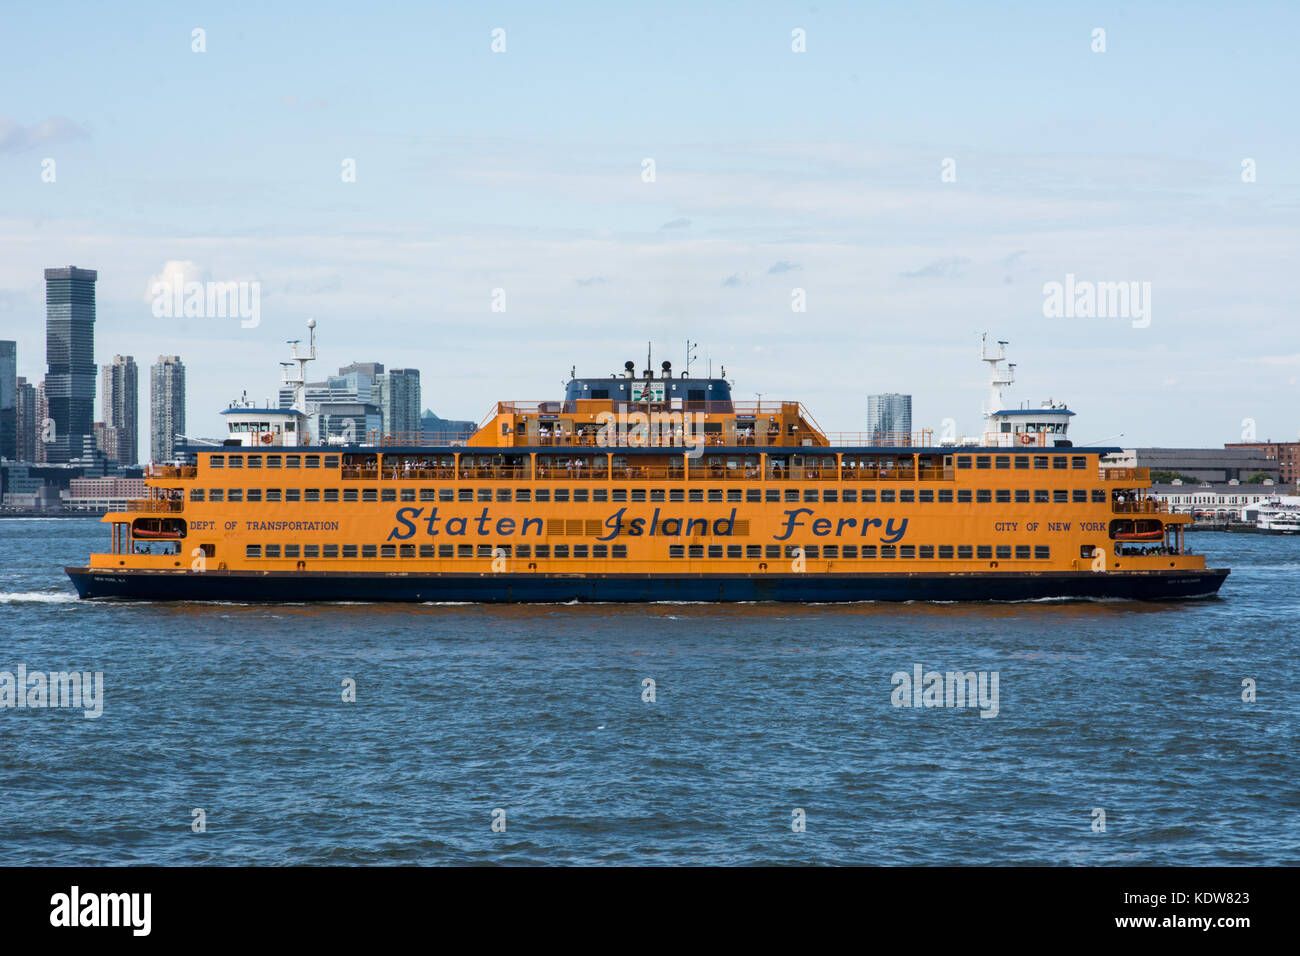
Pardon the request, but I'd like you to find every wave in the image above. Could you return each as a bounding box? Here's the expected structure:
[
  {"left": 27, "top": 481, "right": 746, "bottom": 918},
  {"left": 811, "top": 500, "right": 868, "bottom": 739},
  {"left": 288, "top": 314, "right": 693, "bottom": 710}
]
[{"left": 0, "top": 591, "right": 80, "bottom": 604}]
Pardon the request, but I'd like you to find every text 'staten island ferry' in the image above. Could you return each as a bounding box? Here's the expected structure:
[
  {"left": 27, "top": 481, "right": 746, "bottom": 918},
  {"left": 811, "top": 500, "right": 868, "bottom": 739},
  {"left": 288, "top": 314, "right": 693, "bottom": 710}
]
[{"left": 66, "top": 325, "right": 1228, "bottom": 602}]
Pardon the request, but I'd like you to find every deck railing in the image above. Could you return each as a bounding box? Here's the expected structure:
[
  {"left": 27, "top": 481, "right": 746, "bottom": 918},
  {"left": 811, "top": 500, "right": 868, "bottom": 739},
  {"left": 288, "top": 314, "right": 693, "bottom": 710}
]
[
  {"left": 1112, "top": 499, "right": 1168, "bottom": 514},
  {"left": 1101, "top": 467, "right": 1151, "bottom": 483},
  {"left": 146, "top": 464, "right": 197, "bottom": 478},
  {"left": 126, "top": 499, "right": 184, "bottom": 513}
]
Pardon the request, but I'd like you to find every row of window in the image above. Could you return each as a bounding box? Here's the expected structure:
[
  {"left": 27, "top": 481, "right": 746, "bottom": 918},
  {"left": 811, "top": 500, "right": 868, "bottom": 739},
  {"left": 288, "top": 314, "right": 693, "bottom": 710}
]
[
  {"left": 244, "top": 542, "right": 1052, "bottom": 561},
  {"left": 211, "top": 454, "right": 338, "bottom": 470},
  {"left": 958, "top": 455, "right": 1087, "bottom": 471},
  {"left": 196, "top": 487, "right": 1111, "bottom": 505},
  {"left": 210, "top": 453, "right": 1090, "bottom": 472}
]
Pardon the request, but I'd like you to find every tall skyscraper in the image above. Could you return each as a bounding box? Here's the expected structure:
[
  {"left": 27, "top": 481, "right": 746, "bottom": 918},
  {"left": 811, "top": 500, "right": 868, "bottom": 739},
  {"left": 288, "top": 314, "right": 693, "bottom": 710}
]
[
  {"left": 100, "top": 354, "right": 138, "bottom": 465},
  {"left": 0, "top": 340, "right": 15, "bottom": 460},
  {"left": 376, "top": 368, "right": 421, "bottom": 438},
  {"left": 867, "top": 393, "right": 913, "bottom": 445},
  {"left": 151, "top": 356, "right": 186, "bottom": 463},
  {"left": 44, "top": 266, "right": 98, "bottom": 462},
  {"left": 14, "top": 377, "right": 37, "bottom": 462},
  {"left": 33, "top": 381, "right": 49, "bottom": 463}
]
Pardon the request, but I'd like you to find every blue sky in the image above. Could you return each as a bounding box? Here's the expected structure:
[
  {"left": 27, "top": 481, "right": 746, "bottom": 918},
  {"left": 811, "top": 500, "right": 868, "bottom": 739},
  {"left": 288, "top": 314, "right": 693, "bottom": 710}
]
[{"left": 2, "top": 1, "right": 1298, "bottom": 445}]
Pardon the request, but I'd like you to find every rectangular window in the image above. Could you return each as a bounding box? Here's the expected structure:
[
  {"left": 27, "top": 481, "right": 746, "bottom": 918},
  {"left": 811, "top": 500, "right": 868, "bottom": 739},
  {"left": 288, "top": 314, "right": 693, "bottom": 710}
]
[
  {"left": 957, "top": 490, "right": 972, "bottom": 503},
  {"left": 362, "top": 545, "right": 377, "bottom": 558},
  {"left": 653, "top": 489, "right": 668, "bottom": 502},
  {"left": 499, "top": 488, "right": 514, "bottom": 502},
  {"left": 880, "top": 545, "right": 896, "bottom": 559},
  {"left": 669, "top": 544, "right": 685, "bottom": 558},
  {"left": 900, "top": 490, "right": 915, "bottom": 503},
  {"left": 265, "top": 545, "right": 281, "bottom": 558},
  {"left": 1053, "top": 490, "right": 1068, "bottom": 503},
  {"left": 860, "top": 490, "right": 877, "bottom": 503},
  {"left": 227, "top": 456, "right": 243, "bottom": 469},
  {"left": 572, "top": 544, "right": 588, "bottom": 558},
  {"left": 324, "top": 455, "right": 339, "bottom": 469},
  {"left": 324, "top": 488, "right": 340, "bottom": 502},
  {"left": 305, "top": 489, "right": 321, "bottom": 502},
  {"left": 690, "top": 545, "right": 704, "bottom": 559},
  {"left": 880, "top": 490, "right": 896, "bottom": 503},
  {"left": 1033, "top": 455, "right": 1048, "bottom": 470},
  {"left": 956, "top": 456, "right": 971, "bottom": 469},
  {"left": 1072, "top": 489, "right": 1087, "bottom": 503},
  {"left": 957, "top": 545, "right": 973, "bottom": 559},
  {"left": 746, "top": 545, "right": 762, "bottom": 559},
  {"left": 977, "top": 545, "right": 992, "bottom": 559},
  {"left": 919, "top": 545, "right": 934, "bottom": 559},
  {"left": 726, "top": 545, "right": 742, "bottom": 558},
  {"left": 1014, "top": 456, "right": 1029, "bottom": 470},
  {"left": 766, "top": 545, "right": 781, "bottom": 559},
  {"left": 266, "top": 455, "right": 282, "bottom": 469},
  {"left": 976, "top": 489, "right": 992, "bottom": 503},
  {"left": 516, "top": 489, "right": 532, "bottom": 502},
  {"left": 245, "top": 544, "right": 261, "bottom": 558},
  {"left": 1034, "top": 489, "right": 1049, "bottom": 503},
  {"left": 765, "top": 489, "right": 780, "bottom": 502},
  {"left": 1015, "top": 545, "right": 1030, "bottom": 559},
  {"left": 304, "top": 545, "right": 320, "bottom": 559},
  {"left": 996, "top": 545, "right": 1012, "bottom": 559},
  {"left": 632, "top": 489, "right": 647, "bottom": 502},
  {"left": 975, "top": 456, "right": 991, "bottom": 470},
  {"left": 247, "top": 456, "right": 262, "bottom": 469},
  {"left": 1053, "top": 456, "right": 1068, "bottom": 470},
  {"left": 1071, "top": 456, "right": 1087, "bottom": 470},
  {"left": 419, "top": 545, "right": 434, "bottom": 558},
  {"left": 381, "top": 545, "right": 396, "bottom": 558},
  {"left": 899, "top": 545, "right": 916, "bottom": 559},
  {"left": 670, "top": 489, "right": 685, "bottom": 502},
  {"left": 305, "top": 455, "right": 321, "bottom": 469},
  {"left": 592, "top": 544, "right": 608, "bottom": 558},
  {"left": 919, "top": 489, "right": 934, "bottom": 503},
  {"left": 1015, "top": 489, "right": 1029, "bottom": 503},
  {"left": 995, "top": 489, "right": 1011, "bottom": 503},
  {"left": 342, "top": 544, "right": 358, "bottom": 558},
  {"left": 1035, "top": 545, "right": 1050, "bottom": 560},
  {"left": 842, "top": 545, "right": 858, "bottom": 558},
  {"left": 592, "top": 489, "right": 607, "bottom": 503},
  {"left": 458, "top": 544, "right": 474, "bottom": 558},
  {"left": 284, "top": 544, "right": 300, "bottom": 559},
  {"left": 784, "top": 489, "right": 799, "bottom": 502},
  {"left": 323, "top": 544, "right": 339, "bottom": 558},
  {"left": 361, "top": 488, "right": 376, "bottom": 502},
  {"left": 842, "top": 489, "right": 858, "bottom": 503},
  {"left": 1091, "top": 489, "right": 1106, "bottom": 503},
  {"left": 210, "top": 455, "right": 224, "bottom": 469},
  {"left": 938, "top": 489, "right": 953, "bottom": 503},
  {"left": 994, "top": 455, "right": 1010, "bottom": 470},
  {"left": 612, "top": 545, "right": 627, "bottom": 558},
  {"left": 746, "top": 489, "right": 762, "bottom": 503},
  {"left": 189, "top": 489, "right": 205, "bottom": 501},
  {"left": 399, "top": 544, "right": 415, "bottom": 558},
  {"left": 227, "top": 489, "right": 243, "bottom": 503},
  {"left": 822, "top": 490, "right": 838, "bottom": 503},
  {"left": 246, "top": 489, "right": 263, "bottom": 502},
  {"left": 379, "top": 488, "right": 395, "bottom": 502},
  {"left": 861, "top": 546, "right": 877, "bottom": 559},
  {"left": 938, "top": 545, "right": 954, "bottom": 559},
  {"left": 708, "top": 545, "right": 723, "bottom": 559},
  {"left": 285, "top": 455, "right": 301, "bottom": 469},
  {"left": 802, "top": 489, "right": 817, "bottom": 502}
]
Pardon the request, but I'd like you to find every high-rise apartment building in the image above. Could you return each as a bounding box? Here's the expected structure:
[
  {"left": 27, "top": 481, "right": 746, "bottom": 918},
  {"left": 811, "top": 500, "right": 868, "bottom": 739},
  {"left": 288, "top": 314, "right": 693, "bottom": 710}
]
[
  {"left": 150, "top": 356, "right": 186, "bottom": 463},
  {"left": 43, "top": 266, "right": 98, "bottom": 462}
]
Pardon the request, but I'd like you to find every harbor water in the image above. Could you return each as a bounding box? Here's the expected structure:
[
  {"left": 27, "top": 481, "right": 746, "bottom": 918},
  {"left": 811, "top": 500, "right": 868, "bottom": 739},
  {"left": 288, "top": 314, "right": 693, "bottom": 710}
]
[{"left": 0, "top": 518, "right": 1295, "bottom": 865}]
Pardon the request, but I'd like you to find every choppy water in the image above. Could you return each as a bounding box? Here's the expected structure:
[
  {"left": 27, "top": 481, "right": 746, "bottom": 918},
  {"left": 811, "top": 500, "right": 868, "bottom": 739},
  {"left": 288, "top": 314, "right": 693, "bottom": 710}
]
[{"left": 1, "top": 518, "right": 1295, "bottom": 865}]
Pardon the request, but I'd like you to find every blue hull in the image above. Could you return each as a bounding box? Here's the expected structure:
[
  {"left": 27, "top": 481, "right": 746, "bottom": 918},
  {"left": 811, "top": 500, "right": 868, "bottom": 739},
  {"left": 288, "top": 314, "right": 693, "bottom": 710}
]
[{"left": 65, "top": 567, "right": 1229, "bottom": 602}]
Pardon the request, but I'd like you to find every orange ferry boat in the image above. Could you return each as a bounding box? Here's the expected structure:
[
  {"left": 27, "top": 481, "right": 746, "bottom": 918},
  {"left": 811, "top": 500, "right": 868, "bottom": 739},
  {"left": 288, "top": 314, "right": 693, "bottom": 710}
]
[{"left": 66, "top": 326, "right": 1228, "bottom": 602}]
